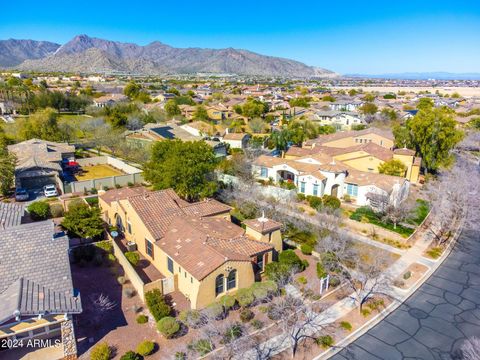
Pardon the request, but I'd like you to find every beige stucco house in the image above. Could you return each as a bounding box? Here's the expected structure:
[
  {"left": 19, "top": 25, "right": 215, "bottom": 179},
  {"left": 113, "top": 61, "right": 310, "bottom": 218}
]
[{"left": 99, "top": 187, "right": 282, "bottom": 309}]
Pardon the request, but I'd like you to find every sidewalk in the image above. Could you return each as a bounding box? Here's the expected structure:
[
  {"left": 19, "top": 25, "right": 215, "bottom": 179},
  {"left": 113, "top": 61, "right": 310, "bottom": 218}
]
[{"left": 240, "top": 217, "right": 438, "bottom": 360}]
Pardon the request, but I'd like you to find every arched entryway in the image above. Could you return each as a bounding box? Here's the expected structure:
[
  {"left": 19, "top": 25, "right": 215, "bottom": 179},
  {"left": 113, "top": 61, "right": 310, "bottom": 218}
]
[
  {"left": 115, "top": 214, "right": 124, "bottom": 232},
  {"left": 331, "top": 184, "right": 340, "bottom": 198}
]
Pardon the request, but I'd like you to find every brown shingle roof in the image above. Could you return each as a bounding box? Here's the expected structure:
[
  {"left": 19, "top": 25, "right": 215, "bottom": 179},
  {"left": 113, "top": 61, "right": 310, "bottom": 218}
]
[{"left": 99, "top": 186, "right": 147, "bottom": 205}]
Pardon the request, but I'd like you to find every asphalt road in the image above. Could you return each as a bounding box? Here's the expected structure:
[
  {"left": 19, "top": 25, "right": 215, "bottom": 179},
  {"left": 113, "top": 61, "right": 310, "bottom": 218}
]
[{"left": 333, "top": 227, "right": 480, "bottom": 360}]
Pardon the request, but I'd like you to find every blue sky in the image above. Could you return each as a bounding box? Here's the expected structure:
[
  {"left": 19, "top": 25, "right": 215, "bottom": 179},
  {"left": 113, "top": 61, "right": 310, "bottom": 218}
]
[{"left": 1, "top": 1, "right": 479, "bottom": 74}]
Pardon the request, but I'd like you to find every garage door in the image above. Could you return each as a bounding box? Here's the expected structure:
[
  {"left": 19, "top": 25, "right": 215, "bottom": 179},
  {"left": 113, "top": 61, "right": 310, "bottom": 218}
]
[{"left": 20, "top": 176, "right": 56, "bottom": 190}]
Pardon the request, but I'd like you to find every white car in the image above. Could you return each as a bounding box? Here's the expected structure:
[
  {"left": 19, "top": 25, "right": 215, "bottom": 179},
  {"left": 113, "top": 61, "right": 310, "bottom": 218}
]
[{"left": 43, "top": 184, "right": 58, "bottom": 198}]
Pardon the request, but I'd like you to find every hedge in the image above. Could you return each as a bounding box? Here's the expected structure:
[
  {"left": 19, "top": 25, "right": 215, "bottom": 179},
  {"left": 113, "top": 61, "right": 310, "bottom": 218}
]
[
  {"left": 145, "top": 289, "right": 171, "bottom": 321},
  {"left": 136, "top": 340, "right": 155, "bottom": 356},
  {"left": 90, "top": 342, "right": 111, "bottom": 360}
]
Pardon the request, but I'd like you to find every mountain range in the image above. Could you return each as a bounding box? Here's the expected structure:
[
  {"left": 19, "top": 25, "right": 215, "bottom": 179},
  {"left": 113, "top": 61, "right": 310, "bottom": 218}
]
[{"left": 0, "top": 35, "right": 337, "bottom": 78}]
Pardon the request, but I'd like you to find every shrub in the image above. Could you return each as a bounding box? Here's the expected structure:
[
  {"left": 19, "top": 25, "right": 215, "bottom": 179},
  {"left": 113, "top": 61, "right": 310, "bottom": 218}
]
[
  {"left": 307, "top": 195, "right": 322, "bottom": 209},
  {"left": 115, "top": 183, "right": 122, "bottom": 189},
  {"left": 157, "top": 316, "right": 180, "bottom": 338},
  {"left": 322, "top": 195, "right": 341, "bottom": 209},
  {"left": 90, "top": 188, "right": 98, "bottom": 194},
  {"left": 223, "top": 323, "right": 243, "bottom": 343},
  {"left": 127, "top": 182, "right": 134, "bottom": 187},
  {"left": 174, "top": 352, "right": 186, "bottom": 360},
  {"left": 136, "top": 314, "right": 148, "bottom": 324},
  {"left": 27, "top": 201, "right": 51, "bottom": 220},
  {"left": 96, "top": 240, "right": 113, "bottom": 254},
  {"left": 296, "top": 193, "right": 306, "bottom": 201},
  {"left": 179, "top": 309, "right": 203, "bottom": 327},
  {"left": 302, "top": 259, "right": 309, "bottom": 268},
  {"left": 361, "top": 308, "right": 371, "bottom": 317},
  {"left": 236, "top": 288, "right": 254, "bottom": 307},
  {"left": 240, "top": 308, "right": 255, "bottom": 323},
  {"left": 219, "top": 295, "right": 236, "bottom": 310},
  {"left": 329, "top": 276, "right": 340, "bottom": 287},
  {"left": 206, "top": 302, "right": 224, "bottom": 319},
  {"left": 50, "top": 203, "right": 64, "bottom": 218},
  {"left": 125, "top": 251, "right": 140, "bottom": 266},
  {"left": 279, "top": 249, "right": 305, "bottom": 270},
  {"left": 297, "top": 276, "right": 307, "bottom": 285},
  {"left": 403, "top": 271, "right": 412, "bottom": 280},
  {"left": 117, "top": 276, "right": 126, "bottom": 285},
  {"left": 301, "top": 244, "right": 313, "bottom": 255},
  {"left": 145, "top": 289, "right": 171, "bottom": 321},
  {"left": 107, "top": 253, "right": 116, "bottom": 266},
  {"left": 316, "top": 262, "right": 327, "bottom": 279},
  {"left": 194, "top": 339, "right": 213, "bottom": 356},
  {"left": 90, "top": 342, "right": 111, "bottom": 360},
  {"left": 343, "top": 194, "right": 352, "bottom": 203},
  {"left": 120, "top": 351, "right": 140, "bottom": 360},
  {"left": 103, "top": 186, "right": 110, "bottom": 191},
  {"left": 340, "top": 321, "right": 352, "bottom": 331},
  {"left": 316, "top": 335, "right": 334, "bottom": 348},
  {"left": 251, "top": 319, "right": 264, "bottom": 329},
  {"left": 136, "top": 340, "right": 155, "bottom": 356},
  {"left": 123, "top": 288, "right": 135, "bottom": 298},
  {"left": 427, "top": 247, "right": 442, "bottom": 259},
  {"left": 251, "top": 283, "right": 270, "bottom": 302}
]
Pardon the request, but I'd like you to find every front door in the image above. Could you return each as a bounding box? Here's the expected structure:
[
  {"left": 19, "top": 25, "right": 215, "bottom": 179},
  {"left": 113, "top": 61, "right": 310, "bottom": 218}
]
[
  {"left": 331, "top": 184, "right": 339, "bottom": 198},
  {"left": 162, "top": 276, "right": 175, "bottom": 294}
]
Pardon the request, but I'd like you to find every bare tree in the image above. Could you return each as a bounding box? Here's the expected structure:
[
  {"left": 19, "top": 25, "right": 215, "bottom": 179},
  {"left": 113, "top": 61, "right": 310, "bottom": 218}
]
[
  {"left": 383, "top": 204, "right": 409, "bottom": 230},
  {"left": 424, "top": 153, "right": 480, "bottom": 245},
  {"left": 269, "top": 295, "right": 330, "bottom": 358},
  {"left": 90, "top": 293, "right": 117, "bottom": 328},
  {"left": 461, "top": 336, "right": 480, "bottom": 360},
  {"left": 336, "top": 246, "right": 392, "bottom": 313}
]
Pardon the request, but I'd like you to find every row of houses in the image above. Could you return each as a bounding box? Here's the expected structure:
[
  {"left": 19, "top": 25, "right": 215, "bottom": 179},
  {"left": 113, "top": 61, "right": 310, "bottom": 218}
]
[{"left": 253, "top": 128, "right": 418, "bottom": 211}]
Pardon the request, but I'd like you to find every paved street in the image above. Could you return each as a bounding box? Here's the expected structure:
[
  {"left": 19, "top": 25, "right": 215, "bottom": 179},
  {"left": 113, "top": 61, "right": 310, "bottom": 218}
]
[{"left": 333, "top": 227, "right": 480, "bottom": 360}]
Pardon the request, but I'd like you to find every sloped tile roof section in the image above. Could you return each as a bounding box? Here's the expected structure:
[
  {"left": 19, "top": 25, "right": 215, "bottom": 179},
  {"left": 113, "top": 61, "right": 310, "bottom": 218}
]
[
  {"left": 0, "top": 220, "right": 81, "bottom": 324},
  {"left": 243, "top": 218, "right": 282, "bottom": 235},
  {"left": 159, "top": 216, "right": 272, "bottom": 280},
  {"left": 0, "top": 202, "right": 25, "bottom": 229}
]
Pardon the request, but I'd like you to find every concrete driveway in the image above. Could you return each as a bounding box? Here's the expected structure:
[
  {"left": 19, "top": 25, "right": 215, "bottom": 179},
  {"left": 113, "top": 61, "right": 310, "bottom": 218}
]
[{"left": 332, "top": 226, "right": 480, "bottom": 360}]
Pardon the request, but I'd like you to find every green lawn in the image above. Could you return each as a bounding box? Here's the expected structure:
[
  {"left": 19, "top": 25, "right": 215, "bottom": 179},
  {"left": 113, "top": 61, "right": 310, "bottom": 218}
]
[
  {"left": 350, "top": 206, "right": 415, "bottom": 238},
  {"left": 406, "top": 199, "right": 430, "bottom": 226}
]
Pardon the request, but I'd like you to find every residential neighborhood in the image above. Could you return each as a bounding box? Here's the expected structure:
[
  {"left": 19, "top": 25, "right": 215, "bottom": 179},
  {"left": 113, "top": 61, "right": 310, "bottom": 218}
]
[{"left": 1, "top": 3, "right": 480, "bottom": 359}]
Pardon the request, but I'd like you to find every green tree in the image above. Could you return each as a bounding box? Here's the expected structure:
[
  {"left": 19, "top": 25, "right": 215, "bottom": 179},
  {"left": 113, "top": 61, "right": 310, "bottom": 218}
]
[
  {"left": 193, "top": 105, "right": 209, "bottom": 121},
  {"left": 242, "top": 100, "right": 268, "bottom": 118},
  {"left": 248, "top": 117, "right": 266, "bottom": 134},
  {"left": 123, "top": 81, "right": 141, "bottom": 99},
  {"left": 61, "top": 203, "right": 104, "bottom": 239},
  {"left": 143, "top": 140, "right": 217, "bottom": 201},
  {"left": 167, "top": 87, "right": 180, "bottom": 96},
  {"left": 416, "top": 98, "right": 434, "bottom": 111},
  {"left": 289, "top": 97, "right": 311, "bottom": 107},
  {"left": 392, "top": 124, "right": 414, "bottom": 148},
  {"left": 408, "top": 106, "right": 463, "bottom": 172},
  {"left": 359, "top": 102, "right": 378, "bottom": 115},
  {"left": 164, "top": 99, "right": 181, "bottom": 117},
  {"left": 363, "top": 93, "right": 376, "bottom": 102},
  {"left": 378, "top": 159, "right": 407, "bottom": 177},
  {"left": 0, "top": 137, "right": 15, "bottom": 196},
  {"left": 18, "top": 108, "right": 61, "bottom": 141}
]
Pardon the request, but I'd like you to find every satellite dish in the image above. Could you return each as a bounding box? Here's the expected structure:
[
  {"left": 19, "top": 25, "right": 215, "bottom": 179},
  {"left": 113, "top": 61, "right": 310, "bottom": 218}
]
[{"left": 110, "top": 231, "right": 119, "bottom": 238}]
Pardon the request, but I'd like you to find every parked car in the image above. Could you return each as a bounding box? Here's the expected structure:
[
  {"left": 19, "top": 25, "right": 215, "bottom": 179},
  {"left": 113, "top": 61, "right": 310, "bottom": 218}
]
[
  {"left": 15, "top": 188, "right": 29, "bottom": 201},
  {"left": 43, "top": 184, "right": 58, "bottom": 198}
]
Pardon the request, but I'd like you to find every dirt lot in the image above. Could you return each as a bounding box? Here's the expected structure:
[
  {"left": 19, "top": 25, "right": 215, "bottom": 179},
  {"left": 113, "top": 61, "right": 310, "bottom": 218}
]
[{"left": 75, "top": 164, "right": 124, "bottom": 181}]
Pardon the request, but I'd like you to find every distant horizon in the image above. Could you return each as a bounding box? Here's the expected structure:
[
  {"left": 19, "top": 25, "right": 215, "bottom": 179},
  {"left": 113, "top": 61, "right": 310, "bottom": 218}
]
[{"left": 1, "top": 1, "right": 479, "bottom": 74}]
